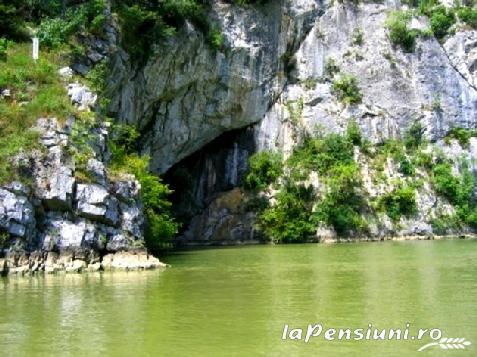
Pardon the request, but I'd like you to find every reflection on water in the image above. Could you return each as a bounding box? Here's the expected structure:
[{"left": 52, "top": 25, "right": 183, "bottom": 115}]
[{"left": 1, "top": 240, "right": 477, "bottom": 356}]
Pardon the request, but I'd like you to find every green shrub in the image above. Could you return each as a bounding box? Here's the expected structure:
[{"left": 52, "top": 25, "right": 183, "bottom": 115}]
[
  {"left": 332, "top": 74, "right": 362, "bottom": 104},
  {"left": 386, "top": 11, "right": 418, "bottom": 52},
  {"left": 314, "top": 163, "right": 368, "bottom": 235},
  {"left": 430, "top": 6, "right": 455, "bottom": 39},
  {"left": 37, "top": 15, "right": 81, "bottom": 48},
  {"left": 404, "top": 120, "right": 425, "bottom": 151},
  {"left": 431, "top": 162, "right": 474, "bottom": 207},
  {"left": 85, "top": 60, "right": 109, "bottom": 94},
  {"left": 379, "top": 185, "right": 417, "bottom": 222},
  {"left": 109, "top": 125, "right": 178, "bottom": 251},
  {"left": 445, "top": 127, "right": 477, "bottom": 148},
  {"left": 324, "top": 57, "right": 340, "bottom": 77},
  {"left": 398, "top": 157, "right": 416, "bottom": 176},
  {"left": 458, "top": 7, "right": 477, "bottom": 28},
  {"left": 346, "top": 119, "right": 362, "bottom": 146},
  {"left": 0, "top": 38, "right": 9, "bottom": 61},
  {"left": 115, "top": 0, "right": 221, "bottom": 60},
  {"left": 288, "top": 133, "right": 354, "bottom": 175},
  {"left": 431, "top": 214, "right": 461, "bottom": 234},
  {"left": 207, "top": 26, "right": 225, "bottom": 50},
  {"left": 258, "top": 183, "right": 316, "bottom": 242},
  {"left": 244, "top": 151, "right": 282, "bottom": 190},
  {"left": 352, "top": 27, "right": 364, "bottom": 45},
  {"left": 0, "top": 0, "right": 28, "bottom": 39}
]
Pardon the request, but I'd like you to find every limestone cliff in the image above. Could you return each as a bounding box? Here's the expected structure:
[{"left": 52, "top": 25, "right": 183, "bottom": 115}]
[{"left": 107, "top": 0, "right": 477, "bottom": 244}]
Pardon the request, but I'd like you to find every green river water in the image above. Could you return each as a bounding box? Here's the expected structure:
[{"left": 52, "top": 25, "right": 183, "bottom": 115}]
[{"left": 1, "top": 239, "right": 476, "bottom": 356}]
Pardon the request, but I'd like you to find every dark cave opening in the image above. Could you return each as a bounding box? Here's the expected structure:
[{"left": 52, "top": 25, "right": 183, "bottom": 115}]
[{"left": 163, "top": 126, "right": 257, "bottom": 232}]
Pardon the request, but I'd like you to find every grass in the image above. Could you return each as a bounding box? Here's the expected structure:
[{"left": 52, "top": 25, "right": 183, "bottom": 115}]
[{"left": 0, "top": 42, "right": 76, "bottom": 183}]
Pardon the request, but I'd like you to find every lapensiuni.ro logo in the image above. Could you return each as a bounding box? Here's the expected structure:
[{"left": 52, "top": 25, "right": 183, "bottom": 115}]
[{"left": 281, "top": 323, "right": 472, "bottom": 352}]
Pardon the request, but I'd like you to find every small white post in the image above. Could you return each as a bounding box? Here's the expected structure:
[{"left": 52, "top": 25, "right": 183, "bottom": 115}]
[{"left": 32, "top": 37, "right": 39, "bottom": 61}]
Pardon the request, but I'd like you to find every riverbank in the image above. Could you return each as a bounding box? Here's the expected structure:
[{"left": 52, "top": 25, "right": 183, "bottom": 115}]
[
  {"left": 3, "top": 234, "right": 475, "bottom": 276},
  {"left": 177, "top": 233, "right": 477, "bottom": 247},
  {"left": 0, "top": 249, "right": 165, "bottom": 276}
]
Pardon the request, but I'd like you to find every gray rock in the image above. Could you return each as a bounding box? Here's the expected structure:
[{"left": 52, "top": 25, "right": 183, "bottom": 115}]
[
  {"left": 86, "top": 158, "right": 108, "bottom": 186},
  {"left": 76, "top": 183, "right": 108, "bottom": 217},
  {"left": 67, "top": 82, "right": 97, "bottom": 111},
  {"left": 58, "top": 67, "right": 73, "bottom": 79},
  {"left": 0, "top": 189, "right": 35, "bottom": 238}
]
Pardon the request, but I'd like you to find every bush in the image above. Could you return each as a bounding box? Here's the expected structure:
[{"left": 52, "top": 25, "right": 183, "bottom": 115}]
[
  {"left": 207, "top": 26, "right": 225, "bottom": 50},
  {"left": 288, "top": 133, "right": 354, "bottom": 175},
  {"left": 458, "top": 7, "right": 477, "bottom": 28},
  {"left": 324, "top": 57, "right": 340, "bottom": 77},
  {"left": 37, "top": 14, "right": 81, "bottom": 48},
  {"left": 398, "top": 157, "right": 416, "bottom": 176},
  {"left": 404, "top": 120, "right": 425, "bottom": 151},
  {"left": 115, "top": 0, "right": 220, "bottom": 60},
  {"left": 379, "top": 185, "right": 417, "bottom": 222},
  {"left": 258, "top": 183, "right": 316, "bottom": 242},
  {"left": 314, "top": 163, "right": 368, "bottom": 235},
  {"left": 109, "top": 125, "right": 178, "bottom": 251},
  {"left": 332, "top": 74, "right": 362, "bottom": 104},
  {"left": 0, "top": 38, "right": 9, "bottom": 61},
  {"left": 244, "top": 151, "right": 282, "bottom": 190},
  {"left": 445, "top": 127, "right": 477, "bottom": 148},
  {"left": 431, "top": 162, "right": 474, "bottom": 207},
  {"left": 386, "top": 11, "right": 418, "bottom": 52},
  {"left": 0, "top": 0, "right": 27, "bottom": 39},
  {"left": 346, "top": 119, "right": 362, "bottom": 146},
  {"left": 430, "top": 6, "right": 455, "bottom": 39},
  {"left": 431, "top": 214, "right": 461, "bottom": 235}
]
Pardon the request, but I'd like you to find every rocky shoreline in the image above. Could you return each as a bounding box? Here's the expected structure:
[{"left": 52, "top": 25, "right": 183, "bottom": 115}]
[{"left": 0, "top": 249, "right": 165, "bottom": 276}]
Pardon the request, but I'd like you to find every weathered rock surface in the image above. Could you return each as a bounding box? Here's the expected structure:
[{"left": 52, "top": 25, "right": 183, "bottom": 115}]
[
  {"left": 141, "top": 1, "right": 477, "bottom": 244},
  {"left": 108, "top": 0, "right": 320, "bottom": 173},
  {"left": 0, "top": 117, "right": 159, "bottom": 275}
]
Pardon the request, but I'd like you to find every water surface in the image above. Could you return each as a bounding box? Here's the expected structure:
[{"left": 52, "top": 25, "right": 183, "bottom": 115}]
[{"left": 1, "top": 240, "right": 476, "bottom": 356}]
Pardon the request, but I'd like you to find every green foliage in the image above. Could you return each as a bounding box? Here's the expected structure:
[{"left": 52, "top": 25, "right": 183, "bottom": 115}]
[
  {"left": 244, "top": 151, "right": 282, "bottom": 190},
  {"left": 431, "top": 214, "right": 461, "bottom": 235},
  {"left": 37, "top": 13, "right": 81, "bottom": 48},
  {"left": 115, "top": 0, "right": 228, "bottom": 61},
  {"left": 207, "top": 26, "right": 225, "bottom": 50},
  {"left": 109, "top": 125, "right": 178, "bottom": 251},
  {"left": 386, "top": 10, "right": 417, "bottom": 52},
  {"left": 417, "top": 0, "right": 438, "bottom": 16},
  {"left": 352, "top": 27, "right": 364, "bottom": 46},
  {"left": 379, "top": 184, "right": 417, "bottom": 222},
  {"left": 404, "top": 120, "right": 425, "bottom": 151},
  {"left": 288, "top": 132, "right": 354, "bottom": 175},
  {"left": 331, "top": 74, "right": 362, "bottom": 104},
  {"left": 430, "top": 6, "right": 456, "bottom": 39},
  {"left": 314, "top": 162, "right": 368, "bottom": 235},
  {"left": 445, "top": 127, "right": 477, "bottom": 148},
  {"left": 457, "top": 6, "right": 477, "bottom": 28},
  {"left": 398, "top": 157, "right": 416, "bottom": 176},
  {"left": 0, "top": 43, "right": 75, "bottom": 183},
  {"left": 324, "top": 57, "right": 340, "bottom": 77},
  {"left": 258, "top": 183, "right": 316, "bottom": 243},
  {"left": 0, "top": 0, "right": 28, "bottom": 39},
  {"left": 286, "top": 98, "right": 304, "bottom": 124},
  {"left": 346, "top": 119, "right": 362, "bottom": 146},
  {"left": 0, "top": 38, "right": 10, "bottom": 61},
  {"left": 37, "top": 0, "right": 107, "bottom": 48},
  {"left": 431, "top": 161, "right": 474, "bottom": 207},
  {"left": 85, "top": 60, "right": 109, "bottom": 94}
]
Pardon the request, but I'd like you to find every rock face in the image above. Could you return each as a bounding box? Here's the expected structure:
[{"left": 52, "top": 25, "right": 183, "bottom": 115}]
[
  {"left": 108, "top": 0, "right": 320, "bottom": 173},
  {"left": 0, "top": 118, "right": 163, "bottom": 275},
  {"left": 105, "top": 0, "right": 477, "bottom": 244}
]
